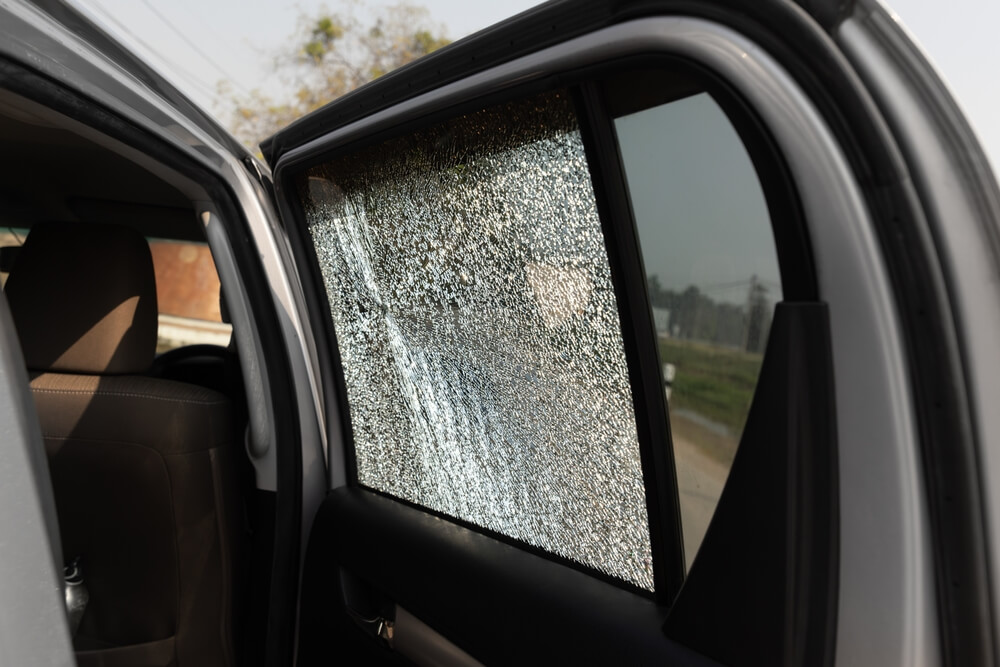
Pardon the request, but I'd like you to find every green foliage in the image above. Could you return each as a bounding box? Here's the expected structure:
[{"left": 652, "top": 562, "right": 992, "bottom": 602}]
[
  {"left": 659, "top": 337, "right": 763, "bottom": 434},
  {"left": 304, "top": 17, "right": 346, "bottom": 62},
  {"left": 315, "top": 16, "right": 344, "bottom": 41},
  {"left": 228, "top": 3, "right": 450, "bottom": 149},
  {"left": 413, "top": 30, "right": 450, "bottom": 54}
]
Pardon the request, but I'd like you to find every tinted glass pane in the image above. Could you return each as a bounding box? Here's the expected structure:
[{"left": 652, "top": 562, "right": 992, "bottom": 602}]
[
  {"left": 298, "top": 91, "right": 654, "bottom": 590},
  {"left": 615, "top": 92, "right": 782, "bottom": 568}
]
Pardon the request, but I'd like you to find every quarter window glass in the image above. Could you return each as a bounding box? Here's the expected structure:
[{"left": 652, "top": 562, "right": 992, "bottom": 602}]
[
  {"left": 297, "top": 91, "right": 654, "bottom": 590},
  {"left": 615, "top": 92, "right": 782, "bottom": 568}
]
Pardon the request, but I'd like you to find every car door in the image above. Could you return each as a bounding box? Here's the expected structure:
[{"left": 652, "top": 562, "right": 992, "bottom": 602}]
[{"left": 262, "top": 1, "right": 1000, "bottom": 664}]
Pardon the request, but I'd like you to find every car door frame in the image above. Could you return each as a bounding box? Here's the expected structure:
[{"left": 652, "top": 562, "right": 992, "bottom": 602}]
[
  {"left": 261, "top": 4, "right": 956, "bottom": 664},
  {"left": 0, "top": 3, "right": 331, "bottom": 663}
]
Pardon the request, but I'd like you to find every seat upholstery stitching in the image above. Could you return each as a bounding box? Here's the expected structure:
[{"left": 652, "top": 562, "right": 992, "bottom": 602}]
[
  {"left": 32, "top": 387, "right": 228, "bottom": 406},
  {"left": 42, "top": 434, "right": 229, "bottom": 453}
]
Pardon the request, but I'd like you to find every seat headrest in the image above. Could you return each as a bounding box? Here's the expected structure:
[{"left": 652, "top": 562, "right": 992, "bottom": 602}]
[{"left": 5, "top": 222, "right": 158, "bottom": 375}]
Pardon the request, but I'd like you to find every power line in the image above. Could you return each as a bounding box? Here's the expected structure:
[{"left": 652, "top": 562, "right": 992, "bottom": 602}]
[
  {"left": 86, "top": 0, "right": 223, "bottom": 105},
  {"left": 697, "top": 277, "right": 781, "bottom": 293},
  {"left": 139, "top": 0, "right": 252, "bottom": 97},
  {"left": 172, "top": 0, "right": 248, "bottom": 57},
  {"left": 698, "top": 279, "right": 754, "bottom": 292}
]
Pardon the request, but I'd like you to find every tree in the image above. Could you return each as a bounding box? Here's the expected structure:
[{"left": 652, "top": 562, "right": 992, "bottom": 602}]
[
  {"left": 646, "top": 273, "right": 768, "bottom": 349},
  {"left": 743, "top": 276, "right": 770, "bottom": 353},
  {"left": 227, "top": 2, "right": 449, "bottom": 149}
]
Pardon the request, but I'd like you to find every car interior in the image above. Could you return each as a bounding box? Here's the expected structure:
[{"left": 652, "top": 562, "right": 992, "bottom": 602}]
[{"left": 0, "top": 87, "right": 256, "bottom": 667}]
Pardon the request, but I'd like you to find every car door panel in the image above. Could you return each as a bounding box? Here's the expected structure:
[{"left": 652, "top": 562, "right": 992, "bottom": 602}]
[
  {"left": 275, "top": 13, "right": 841, "bottom": 667},
  {"left": 300, "top": 488, "right": 709, "bottom": 665},
  {"left": 263, "top": 1, "right": 992, "bottom": 665},
  {"left": 296, "top": 301, "right": 835, "bottom": 665},
  {"left": 278, "top": 65, "right": 837, "bottom": 667},
  {"left": 0, "top": 0, "right": 990, "bottom": 664}
]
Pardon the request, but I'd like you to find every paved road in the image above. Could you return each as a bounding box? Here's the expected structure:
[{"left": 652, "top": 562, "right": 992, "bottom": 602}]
[{"left": 672, "top": 428, "right": 730, "bottom": 567}]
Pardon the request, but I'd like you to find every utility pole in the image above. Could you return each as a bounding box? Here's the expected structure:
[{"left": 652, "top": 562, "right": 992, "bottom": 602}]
[{"left": 744, "top": 274, "right": 767, "bottom": 353}]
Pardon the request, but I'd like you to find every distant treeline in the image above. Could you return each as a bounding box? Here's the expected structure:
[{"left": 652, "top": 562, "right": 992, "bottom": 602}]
[{"left": 647, "top": 274, "right": 771, "bottom": 353}]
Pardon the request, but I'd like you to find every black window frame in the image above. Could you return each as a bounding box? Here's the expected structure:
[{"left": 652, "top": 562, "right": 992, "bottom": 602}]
[{"left": 578, "top": 59, "right": 818, "bottom": 588}]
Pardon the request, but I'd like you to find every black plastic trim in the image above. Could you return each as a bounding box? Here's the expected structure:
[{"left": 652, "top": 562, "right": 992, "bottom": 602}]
[
  {"left": 354, "top": 482, "right": 653, "bottom": 597},
  {"left": 664, "top": 303, "right": 838, "bottom": 666},
  {"left": 298, "top": 487, "right": 722, "bottom": 666},
  {"left": 575, "top": 82, "right": 685, "bottom": 599},
  {"left": 795, "top": 0, "right": 856, "bottom": 30}
]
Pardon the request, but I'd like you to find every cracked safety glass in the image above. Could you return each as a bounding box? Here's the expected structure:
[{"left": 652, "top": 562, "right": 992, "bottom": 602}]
[{"left": 297, "top": 90, "right": 654, "bottom": 590}]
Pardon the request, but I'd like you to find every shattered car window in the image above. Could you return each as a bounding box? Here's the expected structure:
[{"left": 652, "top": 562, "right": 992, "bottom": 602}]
[{"left": 297, "top": 91, "right": 654, "bottom": 590}]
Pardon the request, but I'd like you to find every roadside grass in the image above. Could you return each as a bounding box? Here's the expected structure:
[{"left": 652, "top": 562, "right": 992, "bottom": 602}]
[{"left": 659, "top": 337, "right": 762, "bottom": 438}]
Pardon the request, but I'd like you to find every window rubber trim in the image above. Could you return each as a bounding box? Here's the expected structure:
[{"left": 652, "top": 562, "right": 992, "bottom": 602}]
[{"left": 574, "top": 82, "right": 685, "bottom": 600}]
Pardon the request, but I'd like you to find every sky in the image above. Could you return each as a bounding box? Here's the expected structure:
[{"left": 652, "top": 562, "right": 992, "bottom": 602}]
[
  {"left": 67, "top": 0, "right": 1000, "bottom": 300},
  {"left": 69, "top": 0, "right": 1000, "bottom": 170},
  {"left": 68, "top": 0, "right": 543, "bottom": 118},
  {"left": 616, "top": 93, "right": 782, "bottom": 302}
]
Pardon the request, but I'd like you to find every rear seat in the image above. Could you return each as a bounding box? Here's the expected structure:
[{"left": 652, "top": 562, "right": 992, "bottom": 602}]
[{"left": 4, "top": 222, "right": 241, "bottom": 667}]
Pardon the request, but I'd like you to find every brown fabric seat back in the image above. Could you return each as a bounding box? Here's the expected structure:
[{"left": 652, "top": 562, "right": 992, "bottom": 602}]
[
  {"left": 5, "top": 222, "right": 158, "bottom": 376},
  {"left": 5, "top": 223, "right": 238, "bottom": 667}
]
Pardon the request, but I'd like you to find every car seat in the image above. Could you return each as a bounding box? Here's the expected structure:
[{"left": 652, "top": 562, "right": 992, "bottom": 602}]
[{"left": 4, "top": 221, "right": 241, "bottom": 667}]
